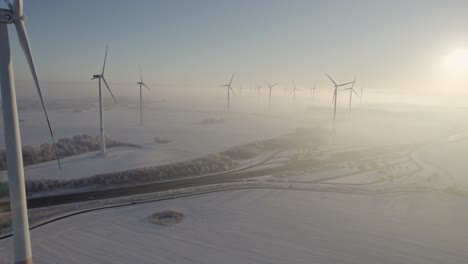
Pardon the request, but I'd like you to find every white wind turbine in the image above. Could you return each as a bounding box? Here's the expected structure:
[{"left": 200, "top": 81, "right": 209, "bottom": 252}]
[
  {"left": 291, "top": 81, "right": 302, "bottom": 103},
  {"left": 311, "top": 81, "right": 317, "bottom": 104},
  {"left": 256, "top": 83, "right": 262, "bottom": 98},
  {"left": 325, "top": 73, "right": 355, "bottom": 130},
  {"left": 0, "top": 0, "right": 62, "bottom": 263},
  {"left": 91, "top": 45, "right": 117, "bottom": 156},
  {"left": 219, "top": 73, "right": 236, "bottom": 112},
  {"left": 341, "top": 76, "right": 358, "bottom": 112},
  {"left": 360, "top": 87, "right": 364, "bottom": 104},
  {"left": 137, "top": 64, "right": 151, "bottom": 126},
  {"left": 264, "top": 81, "right": 278, "bottom": 108}
]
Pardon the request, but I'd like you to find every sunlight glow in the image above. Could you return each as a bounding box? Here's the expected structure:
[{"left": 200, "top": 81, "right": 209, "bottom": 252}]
[{"left": 445, "top": 48, "right": 468, "bottom": 73}]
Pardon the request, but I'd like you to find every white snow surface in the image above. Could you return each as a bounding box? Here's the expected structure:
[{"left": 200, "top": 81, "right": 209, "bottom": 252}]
[
  {"left": 1, "top": 188, "right": 468, "bottom": 263},
  {"left": 0, "top": 103, "right": 298, "bottom": 180}
]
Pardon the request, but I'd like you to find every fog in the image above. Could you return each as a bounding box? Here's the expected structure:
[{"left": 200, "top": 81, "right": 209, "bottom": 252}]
[{"left": 2, "top": 79, "right": 468, "bottom": 191}]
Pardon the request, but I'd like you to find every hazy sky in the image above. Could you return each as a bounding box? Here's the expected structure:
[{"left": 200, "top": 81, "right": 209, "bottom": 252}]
[{"left": 3, "top": 0, "right": 468, "bottom": 95}]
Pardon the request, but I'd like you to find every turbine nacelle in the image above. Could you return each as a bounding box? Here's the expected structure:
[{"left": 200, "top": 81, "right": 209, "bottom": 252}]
[
  {"left": 219, "top": 73, "right": 236, "bottom": 95},
  {"left": 1, "top": 1, "right": 25, "bottom": 27},
  {"left": 0, "top": 9, "right": 13, "bottom": 24}
]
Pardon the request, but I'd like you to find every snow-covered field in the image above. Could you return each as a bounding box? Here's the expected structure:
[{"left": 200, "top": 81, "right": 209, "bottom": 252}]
[
  {"left": 1, "top": 188, "right": 468, "bottom": 263},
  {"left": 2, "top": 90, "right": 468, "bottom": 262},
  {"left": 2, "top": 91, "right": 468, "bottom": 182},
  {"left": 0, "top": 97, "right": 301, "bottom": 181}
]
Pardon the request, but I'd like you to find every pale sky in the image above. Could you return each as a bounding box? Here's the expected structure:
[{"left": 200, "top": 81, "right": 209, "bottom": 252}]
[{"left": 3, "top": 0, "right": 468, "bottom": 95}]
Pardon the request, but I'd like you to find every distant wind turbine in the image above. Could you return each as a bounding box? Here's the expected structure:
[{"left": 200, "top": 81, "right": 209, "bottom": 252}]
[
  {"left": 360, "top": 87, "right": 363, "bottom": 104},
  {"left": 0, "top": 0, "right": 62, "bottom": 263},
  {"left": 219, "top": 73, "right": 236, "bottom": 112},
  {"left": 91, "top": 45, "right": 118, "bottom": 156},
  {"left": 137, "top": 64, "right": 151, "bottom": 126},
  {"left": 291, "top": 81, "right": 302, "bottom": 103},
  {"left": 311, "top": 82, "right": 317, "bottom": 104},
  {"left": 341, "top": 76, "right": 358, "bottom": 112},
  {"left": 264, "top": 81, "right": 278, "bottom": 107},
  {"left": 325, "top": 73, "right": 355, "bottom": 129},
  {"left": 256, "top": 84, "right": 262, "bottom": 98}
]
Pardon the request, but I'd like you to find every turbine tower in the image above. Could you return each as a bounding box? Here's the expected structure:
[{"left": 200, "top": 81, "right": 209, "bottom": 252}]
[
  {"left": 264, "top": 81, "right": 278, "bottom": 108},
  {"left": 137, "top": 64, "right": 151, "bottom": 126},
  {"left": 91, "top": 45, "right": 117, "bottom": 156},
  {"left": 0, "top": 1, "right": 62, "bottom": 263},
  {"left": 325, "top": 73, "right": 355, "bottom": 130},
  {"left": 219, "top": 73, "right": 236, "bottom": 112},
  {"left": 291, "top": 81, "right": 302, "bottom": 103},
  {"left": 341, "top": 76, "right": 358, "bottom": 112}
]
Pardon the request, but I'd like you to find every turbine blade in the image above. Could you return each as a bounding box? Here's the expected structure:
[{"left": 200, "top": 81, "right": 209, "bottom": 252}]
[
  {"left": 337, "top": 81, "right": 354, "bottom": 87},
  {"left": 102, "top": 76, "right": 118, "bottom": 104},
  {"left": 293, "top": 81, "right": 296, "bottom": 90},
  {"left": 229, "top": 85, "right": 236, "bottom": 95},
  {"left": 332, "top": 92, "right": 336, "bottom": 104},
  {"left": 14, "top": 16, "right": 62, "bottom": 172},
  {"left": 271, "top": 83, "right": 279, "bottom": 88},
  {"left": 325, "top": 73, "right": 337, "bottom": 86},
  {"left": 229, "top": 73, "right": 235, "bottom": 86},
  {"left": 142, "top": 83, "right": 151, "bottom": 91},
  {"left": 12, "top": 0, "right": 22, "bottom": 17},
  {"left": 264, "top": 81, "right": 271, "bottom": 87},
  {"left": 102, "top": 45, "right": 108, "bottom": 75},
  {"left": 352, "top": 89, "right": 359, "bottom": 96}
]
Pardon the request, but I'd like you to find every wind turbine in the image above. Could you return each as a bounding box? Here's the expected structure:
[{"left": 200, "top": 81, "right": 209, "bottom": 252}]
[
  {"left": 0, "top": 0, "right": 62, "bottom": 263},
  {"left": 360, "top": 87, "right": 363, "bottom": 104},
  {"left": 256, "top": 84, "right": 262, "bottom": 98},
  {"left": 219, "top": 73, "right": 236, "bottom": 112},
  {"left": 264, "top": 81, "right": 278, "bottom": 108},
  {"left": 311, "top": 82, "right": 317, "bottom": 104},
  {"left": 137, "top": 64, "right": 151, "bottom": 126},
  {"left": 91, "top": 45, "right": 117, "bottom": 156},
  {"left": 325, "top": 73, "right": 355, "bottom": 130},
  {"left": 341, "top": 76, "right": 358, "bottom": 112},
  {"left": 291, "top": 81, "right": 302, "bottom": 103}
]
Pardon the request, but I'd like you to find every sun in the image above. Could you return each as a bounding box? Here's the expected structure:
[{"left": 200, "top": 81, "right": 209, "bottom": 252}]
[{"left": 445, "top": 48, "right": 468, "bottom": 73}]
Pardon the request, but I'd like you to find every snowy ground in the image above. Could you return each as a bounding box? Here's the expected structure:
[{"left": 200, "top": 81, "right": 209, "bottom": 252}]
[
  {"left": 0, "top": 99, "right": 300, "bottom": 181},
  {"left": 1, "top": 188, "right": 468, "bottom": 263},
  {"left": 2, "top": 91, "right": 468, "bottom": 262},
  {"left": 2, "top": 93, "right": 468, "bottom": 182}
]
